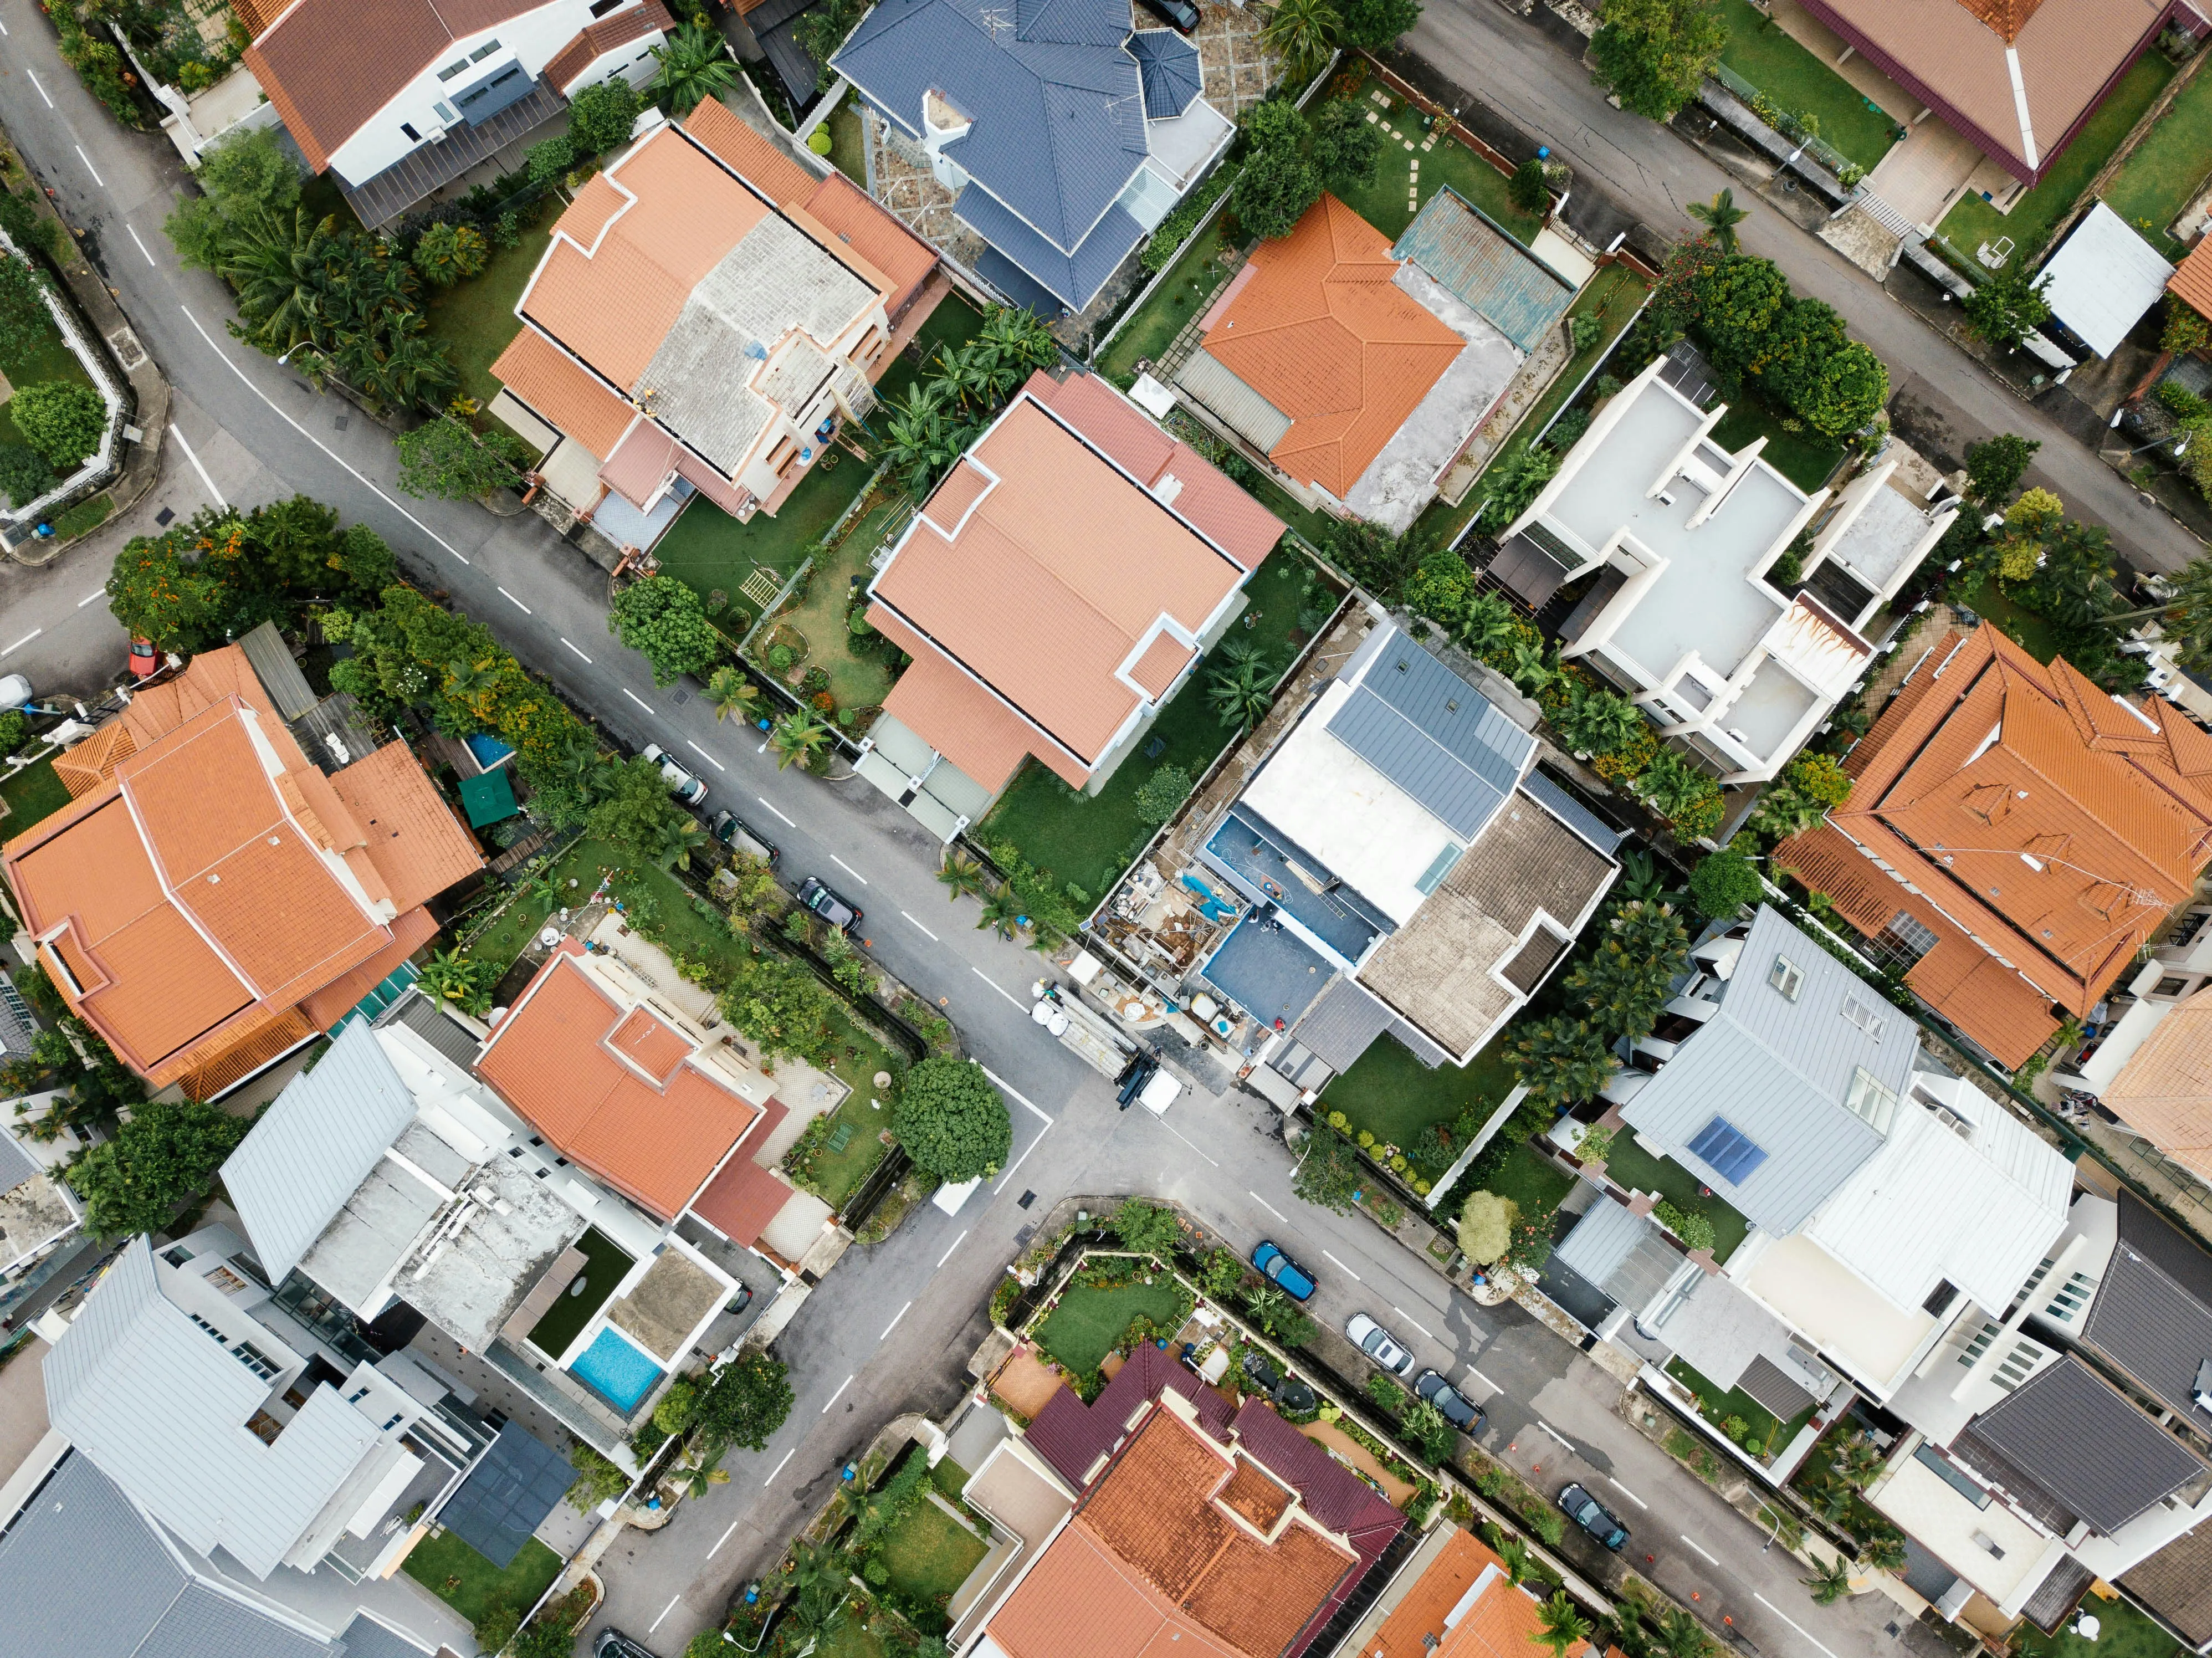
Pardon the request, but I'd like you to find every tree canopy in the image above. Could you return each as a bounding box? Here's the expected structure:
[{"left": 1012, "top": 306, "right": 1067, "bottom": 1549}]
[
  {"left": 894, "top": 1058, "right": 1011, "bottom": 1180},
  {"left": 11, "top": 381, "right": 104, "bottom": 468},
  {"left": 395, "top": 415, "right": 530, "bottom": 500},
  {"left": 1590, "top": 0, "right": 1727, "bottom": 120},
  {"left": 694, "top": 1352, "right": 795, "bottom": 1453},
  {"left": 608, "top": 574, "right": 724, "bottom": 684},
  {"left": 70, "top": 1101, "right": 251, "bottom": 1237}
]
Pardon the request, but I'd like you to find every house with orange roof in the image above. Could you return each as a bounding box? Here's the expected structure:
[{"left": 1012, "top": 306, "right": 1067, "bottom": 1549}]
[
  {"left": 1172, "top": 192, "right": 1573, "bottom": 533},
  {"left": 853, "top": 366, "right": 1285, "bottom": 838},
  {"left": 1776, "top": 625, "right": 2212, "bottom": 1070},
  {"left": 1, "top": 631, "right": 483, "bottom": 1100},
  {"left": 1343, "top": 1524, "right": 1601, "bottom": 1658},
  {"left": 239, "top": 0, "right": 675, "bottom": 227},
  {"left": 490, "top": 100, "right": 939, "bottom": 551}
]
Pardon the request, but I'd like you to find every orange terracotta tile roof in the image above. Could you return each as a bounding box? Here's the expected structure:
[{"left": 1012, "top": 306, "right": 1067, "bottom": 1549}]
[
  {"left": 2173, "top": 237, "right": 2212, "bottom": 328},
  {"left": 689, "top": 1097, "right": 795, "bottom": 1245},
  {"left": 52, "top": 720, "right": 137, "bottom": 800},
  {"left": 494, "top": 327, "right": 642, "bottom": 464},
  {"left": 877, "top": 635, "right": 1059, "bottom": 791},
  {"left": 299, "top": 904, "right": 441, "bottom": 1030},
  {"left": 870, "top": 392, "right": 1251, "bottom": 779},
  {"left": 683, "top": 96, "right": 818, "bottom": 205},
  {"left": 802, "top": 173, "right": 938, "bottom": 316},
  {"left": 1199, "top": 195, "right": 1463, "bottom": 500},
  {"left": 611, "top": 1005, "right": 692, "bottom": 1081},
  {"left": 1366, "top": 1529, "right": 1503, "bottom": 1658},
  {"left": 326, "top": 740, "right": 485, "bottom": 913},
  {"left": 543, "top": 0, "right": 672, "bottom": 93},
  {"left": 474, "top": 946, "right": 764, "bottom": 1218},
  {"left": 2101, "top": 986, "right": 2212, "bottom": 1184},
  {"left": 1432, "top": 1569, "right": 1590, "bottom": 1658},
  {"left": 1129, "top": 633, "right": 1194, "bottom": 700}
]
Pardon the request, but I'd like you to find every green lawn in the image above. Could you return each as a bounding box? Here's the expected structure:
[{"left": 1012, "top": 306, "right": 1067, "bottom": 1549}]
[
  {"left": 526, "top": 1225, "right": 633, "bottom": 1357},
  {"left": 0, "top": 285, "right": 96, "bottom": 457},
  {"left": 1034, "top": 1281, "right": 1190, "bottom": 1375},
  {"left": 0, "top": 756, "right": 71, "bottom": 836},
  {"left": 826, "top": 101, "right": 867, "bottom": 186},
  {"left": 2100, "top": 62, "right": 2212, "bottom": 260},
  {"left": 786, "top": 1088, "right": 893, "bottom": 1211},
  {"left": 2014, "top": 1595, "right": 2179, "bottom": 1658},
  {"left": 977, "top": 552, "right": 1322, "bottom": 896},
  {"left": 1937, "top": 52, "right": 2173, "bottom": 266},
  {"left": 1098, "top": 221, "right": 1235, "bottom": 383},
  {"left": 766, "top": 490, "right": 907, "bottom": 714},
  {"left": 929, "top": 1456, "right": 971, "bottom": 1500},
  {"left": 423, "top": 208, "right": 555, "bottom": 414},
  {"left": 1487, "top": 1142, "right": 1575, "bottom": 1218},
  {"left": 1666, "top": 1356, "right": 1788, "bottom": 1454},
  {"left": 1329, "top": 70, "right": 1543, "bottom": 245},
  {"left": 402, "top": 1531, "right": 564, "bottom": 1629},
  {"left": 877, "top": 1492, "right": 990, "bottom": 1601},
  {"left": 50, "top": 494, "right": 111, "bottom": 539},
  {"left": 1966, "top": 583, "right": 2062, "bottom": 662},
  {"left": 1714, "top": 0, "right": 1899, "bottom": 172},
  {"left": 1708, "top": 399, "right": 1844, "bottom": 493},
  {"left": 1600, "top": 1134, "right": 1750, "bottom": 1263},
  {"left": 1320, "top": 1031, "right": 1519, "bottom": 1148}
]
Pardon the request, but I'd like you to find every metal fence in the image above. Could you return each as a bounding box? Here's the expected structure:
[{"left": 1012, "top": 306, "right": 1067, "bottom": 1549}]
[{"left": 1709, "top": 61, "right": 1865, "bottom": 183}]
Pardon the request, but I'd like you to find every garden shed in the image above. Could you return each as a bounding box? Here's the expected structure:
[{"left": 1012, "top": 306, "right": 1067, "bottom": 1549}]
[{"left": 2039, "top": 201, "right": 2175, "bottom": 359}]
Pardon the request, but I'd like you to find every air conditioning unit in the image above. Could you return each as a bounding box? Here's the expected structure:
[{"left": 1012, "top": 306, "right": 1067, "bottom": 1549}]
[{"left": 1931, "top": 1104, "right": 1973, "bottom": 1139}]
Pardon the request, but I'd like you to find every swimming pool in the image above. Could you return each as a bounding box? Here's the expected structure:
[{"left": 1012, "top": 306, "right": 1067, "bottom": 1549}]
[{"left": 569, "top": 1324, "right": 663, "bottom": 1412}]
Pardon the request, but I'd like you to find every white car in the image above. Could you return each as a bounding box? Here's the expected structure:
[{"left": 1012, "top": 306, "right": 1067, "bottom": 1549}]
[
  {"left": 642, "top": 742, "right": 707, "bottom": 806},
  {"left": 1346, "top": 1313, "right": 1416, "bottom": 1376}
]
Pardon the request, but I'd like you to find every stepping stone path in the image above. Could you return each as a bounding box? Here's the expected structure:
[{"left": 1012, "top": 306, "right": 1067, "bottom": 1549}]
[{"left": 1364, "top": 86, "right": 1439, "bottom": 219}]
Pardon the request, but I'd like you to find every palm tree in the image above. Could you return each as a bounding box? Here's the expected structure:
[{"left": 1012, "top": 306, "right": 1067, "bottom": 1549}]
[
  {"left": 1803, "top": 1555, "right": 1853, "bottom": 1605},
  {"left": 876, "top": 382, "right": 955, "bottom": 490},
  {"left": 938, "top": 851, "right": 986, "bottom": 902},
  {"left": 933, "top": 341, "right": 993, "bottom": 411},
  {"left": 1536, "top": 1592, "right": 1592, "bottom": 1658},
  {"left": 771, "top": 709, "right": 832, "bottom": 770},
  {"left": 1506, "top": 637, "right": 1556, "bottom": 697},
  {"left": 778, "top": 1543, "right": 853, "bottom": 1657},
  {"left": 1858, "top": 1529, "right": 1907, "bottom": 1573},
  {"left": 1243, "top": 1282, "right": 1290, "bottom": 1332},
  {"left": 665, "top": 1461, "right": 731, "bottom": 1500},
  {"left": 223, "top": 207, "right": 336, "bottom": 352},
  {"left": 975, "top": 887, "right": 1022, "bottom": 939},
  {"left": 1658, "top": 1606, "right": 1712, "bottom": 1658},
  {"left": 1206, "top": 656, "right": 1275, "bottom": 735},
  {"left": 1686, "top": 187, "right": 1749, "bottom": 254},
  {"left": 648, "top": 811, "right": 708, "bottom": 872},
  {"left": 1259, "top": 0, "right": 1344, "bottom": 83},
  {"left": 651, "top": 22, "right": 738, "bottom": 115},
  {"left": 1496, "top": 1536, "right": 1532, "bottom": 1587},
  {"left": 706, "top": 665, "right": 759, "bottom": 723},
  {"left": 1835, "top": 1435, "right": 1884, "bottom": 1490}
]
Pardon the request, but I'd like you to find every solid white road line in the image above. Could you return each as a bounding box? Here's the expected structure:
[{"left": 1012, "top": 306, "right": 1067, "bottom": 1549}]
[
  {"left": 820, "top": 1374, "right": 853, "bottom": 1414},
  {"left": 168, "top": 422, "right": 227, "bottom": 510},
  {"left": 971, "top": 968, "right": 1025, "bottom": 1011},
  {"left": 25, "top": 70, "right": 51, "bottom": 107},
  {"left": 1248, "top": 1190, "right": 1287, "bottom": 1223},
  {"left": 1754, "top": 1596, "right": 1842, "bottom": 1658},
  {"left": 1606, "top": 1476, "right": 1648, "bottom": 1509},
  {"left": 496, "top": 585, "right": 530, "bottom": 614},
  {"left": 756, "top": 795, "right": 795, "bottom": 826},
  {"left": 1321, "top": 1250, "right": 1361, "bottom": 1282},
  {"left": 560, "top": 637, "right": 592, "bottom": 662},
  {"left": 646, "top": 1595, "right": 682, "bottom": 1635},
  {"left": 830, "top": 854, "right": 868, "bottom": 884},
  {"left": 687, "top": 740, "right": 726, "bottom": 771},
  {"left": 1393, "top": 1306, "right": 1437, "bottom": 1343},
  {"left": 881, "top": 1300, "right": 912, "bottom": 1339},
  {"left": 981, "top": 1067, "right": 1054, "bottom": 1124},
  {"left": 900, "top": 910, "right": 940, "bottom": 941},
  {"left": 125, "top": 224, "right": 155, "bottom": 266},
  {"left": 621, "top": 687, "right": 654, "bottom": 713},
  {"left": 1159, "top": 1118, "right": 1218, "bottom": 1168},
  {"left": 937, "top": 1229, "right": 969, "bottom": 1267},
  {"left": 1468, "top": 1368, "right": 1501, "bottom": 1395},
  {"left": 762, "top": 1447, "right": 796, "bottom": 1486},
  {"left": 707, "top": 1518, "right": 741, "bottom": 1558},
  {"left": 77, "top": 588, "right": 104, "bottom": 607},
  {"left": 74, "top": 146, "right": 104, "bottom": 187},
  {"left": 1537, "top": 1420, "right": 1574, "bottom": 1451},
  {"left": 0, "top": 18, "right": 11, "bottom": 33},
  {"left": 993, "top": 1120, "right": 1051, "bottom": 1192},
  {"left": 180, "top": 307, "right": 468, "bottom": 560},
  {"left": 1, "top": 630, "right": 42, "bottom": 658},
  {"left": 1678, "top": 1533, "right": 1719, "bottom": 1565}
]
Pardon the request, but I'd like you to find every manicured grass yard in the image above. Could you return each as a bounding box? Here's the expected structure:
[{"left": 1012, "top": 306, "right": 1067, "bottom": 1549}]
[
  {"left": 402, "top": 1531, "right": 563, "bottom": 1628},
  {"left": 1965, "top": 584, "right": 2062, "bottom": 662},
  {"left": 0, "top": 756, "right": 71, "bottom": 835},
  {"left": 2015, "top": 1595, "right": 2179, "bottom": 1658},
  {"left": 1487, "top": 1142, "right": 1575, "bottom": 1219},
  {"left": 423, "top": 207, "right": 555, "bottom": 414},
  {"left": 2100, "top": 60, "right": 2212, "bottom": 260},
  {"left": 826, "top": 101, "right": 867, "bottom": 186},
  {"left": 1708, "top": 400, "right": 1844, "bottom": 493},
  {"left": 525, "top": 1224, "right": 632, "bottom": 1357},
  {"left": 978, "top": 552, "right": 1328, "bottom": 895},
  {"left": 1663, "top": 1356, "right": 1813, "bottom": 1456},
  {"left": 1034, "top": 1281, "right": 1190, "bottom": 1375},
  {"left": 1600, "top": 1133, "right": 1749, "bottom": 1263},
  {"left": 1329, "top": 96, "right": 1543, "bottom": 247},
  {"left": 786, "top": 1088, "right": 893, "bottom": 1211},
  {"left": 1320, "top": 1032, "right": 1520, "bottom": 1149},
  {"left": 1938, "top": 53, "right": 2173, "bottom": 266},
  {"left": 1714, "top": 0, "right": 1899, "bottom": 172},
  {"left": 877, "top": 1491, "right": 990, "bottom": 1602},
  {"left": 767, "top": 489, "right": 908, "bottom": 712},
  {"left": 1097, "top": 221, "right": 1233, "bottom": 383}
]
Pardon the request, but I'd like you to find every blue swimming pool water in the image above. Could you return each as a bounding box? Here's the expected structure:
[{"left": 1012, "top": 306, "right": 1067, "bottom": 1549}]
[{"left": 569, "top": 1326, "right": 662, "bottom": 1412}]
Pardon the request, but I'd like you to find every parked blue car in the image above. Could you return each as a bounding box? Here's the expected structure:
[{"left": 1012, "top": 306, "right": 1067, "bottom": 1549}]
[{"left": 1251, "top": 1241, "right": 1317, "bottom": 1301}]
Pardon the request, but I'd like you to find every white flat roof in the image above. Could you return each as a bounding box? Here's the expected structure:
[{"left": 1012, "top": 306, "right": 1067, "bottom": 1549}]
[{"left": 2041, "top": 201, "right": 2175, "bottom": 359}]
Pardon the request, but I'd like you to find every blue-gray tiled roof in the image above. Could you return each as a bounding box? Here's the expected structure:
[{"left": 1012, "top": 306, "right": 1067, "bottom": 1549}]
[
  {"left": 1326, "top": 627, "right": 1537, "bottom": 840},
  {"left": 1129, "top": 29, "right": 1200, "bottom": 118},
  {"left": 957, "top": 186, "right": 1146, "bottom": 309},
  {"left": 833, "top": 0, "right": 1147, "bottom": 254},
  {"left": 1392, "top": 188, "right": 1576, "bottom": 354}
]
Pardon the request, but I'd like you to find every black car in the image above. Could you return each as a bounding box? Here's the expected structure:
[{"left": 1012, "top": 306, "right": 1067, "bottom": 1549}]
[
  {"left": 1136, "top": 0, "right": 1199, "bottom": 29},
  {"left": 1558, "top": 1481, "right": 1629, "bottom": 1552},
  {"left": 1414, "top": 1369, "right": 1484, "bottom": 1434},
  {"left": 595, "top": 1631, "right": 657, "bottom": 1658},
  {"left": 708, "top": 809, "right": 779, "bottom": 865},
  {"left": 1116, "top": 1051, "right": 1159, "bottom": 1109},
  {"left": 797, "top": 875, "right": 863, "bottom": 932}
]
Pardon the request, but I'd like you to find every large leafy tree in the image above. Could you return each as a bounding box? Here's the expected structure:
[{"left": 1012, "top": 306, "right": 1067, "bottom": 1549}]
[
  {"left": 567, "top": 76, "right": 643, "bottom": 152},
  {"left": 105, "top": 529, "right": 229, "bottom": 650},
  {"left": 609, "top": 574, "right": 723, "bottom": 684},
  {"left": 694, "top": 1352, "right": 795, "bottom": 1453},
  {"left": 395, "top": 415, "right": 531, "bottom": 500},
  {"left": 0, "top": 255, "right": 49, "bottom": 364},
  {"left": 1964, "top": 432, "right": 2039, "bottom": 508},
  {"left": 1963, "top": 263, "right": 2052, "bottom": 349},
  {"left": 1687, "top": 846, "right": 1762, "bottom": 919},
  {"left": 1510, "top": 1014, "right": 1615, "bottom": 1112},
  {"left": 1590, "top": 0, "right": 1727, "bottom": 120},
  {"left": 1337, "top": 0, "right": 1419, "bottom": 47},
  {"left": 894, "top": 1057, "right": 1012, "bottom": 1180},
  {"left": 1291, "top": 1121, "right": 1363, "bottom": 1212},
  {"left": 70, "top": 1101, "right": 252, "bottom": 1237},
  {"left": 1309, "top": 100, "right": 1381, "bottom": 191},
  {"left": 11, "top": 381, "right": 104, "bottom": 468},
  {"left": 1232, "top": 139, "right": 1322, "bottom": 240},
  {"left": 584, "top": 754, "right": 698, "bottom": 854}
]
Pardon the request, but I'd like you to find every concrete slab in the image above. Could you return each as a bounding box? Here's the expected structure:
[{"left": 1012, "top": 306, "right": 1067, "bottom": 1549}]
[
  {"left": 0, "top": 1337, "right": 50, "bottom": 1486},
  {"left": 604, "top": 1249, "right": 729, "bottom": 1364}
]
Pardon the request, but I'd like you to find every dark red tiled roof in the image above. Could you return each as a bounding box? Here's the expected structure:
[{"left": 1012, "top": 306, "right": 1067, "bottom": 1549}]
[{"left": 1025, "top": 1342, "right": 1237, "bottom": 1488}]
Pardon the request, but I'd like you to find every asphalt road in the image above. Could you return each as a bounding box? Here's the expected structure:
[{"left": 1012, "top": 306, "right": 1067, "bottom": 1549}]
[
  {"left": 1406, "top": 0, "right": 2206, "bottom": 572},
  {"left": 0, "top": 16, "right": 1932, "bottom": 1656}
]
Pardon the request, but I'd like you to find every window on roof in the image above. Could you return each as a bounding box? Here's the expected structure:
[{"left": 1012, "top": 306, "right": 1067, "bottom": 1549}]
[
  {"left": 1768, "top": 955, "right": 1804, "bottom": 1001},
  {"left": 469, "top": 39, "right": 501, "bottom": 60},
  {"left": 436, "top": 57, "right": 470, "bottom": 80},
  {"left": 1844, "top": 1066, "right": 1898, "bottom": 1134},
  {"left": 1687, "top": 1115, "right": 1768, "bottom": 1185},
  {"left": 1841, "top": 992, "right": 1885, "bottom": 1040},
  {"left": 1922, "top": 1278, "right": 1958, "bottom": 1316},
  {"left": 1913, "top": 1445, "right": 1992, "bottom": 1509}
]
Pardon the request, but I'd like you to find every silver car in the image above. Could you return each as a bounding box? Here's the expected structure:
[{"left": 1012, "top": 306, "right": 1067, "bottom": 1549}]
[
  {"left": 1346, "top": 1313, "right": 1415, "bottom": 1376},
  {"left": 642, "top": 742, "right": 707, "bottom": 807}
]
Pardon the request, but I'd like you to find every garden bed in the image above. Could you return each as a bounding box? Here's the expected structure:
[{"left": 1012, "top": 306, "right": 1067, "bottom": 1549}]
[
  {"left": 1597, "top": 1135, "right": 1748, "bottom": 1263},
  {"left": 1663, "top": 1357, "right": 1790, "bottom": 1459},
  {"left": 401, "top": 1531, "right": 563, "bottom": 1629},
  {"left": 757, "top": 490, "right": 908, "bottom": 719}
]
